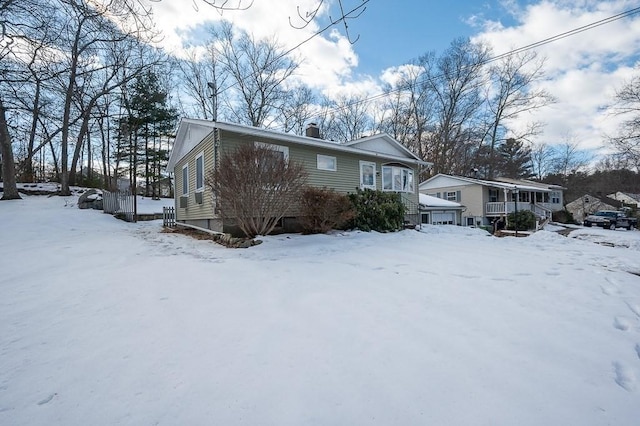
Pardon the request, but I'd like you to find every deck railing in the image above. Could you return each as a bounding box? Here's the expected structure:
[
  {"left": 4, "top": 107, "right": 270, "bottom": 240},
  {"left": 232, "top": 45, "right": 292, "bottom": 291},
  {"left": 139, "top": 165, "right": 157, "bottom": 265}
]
[{"left": 486, "top": 202, "right": 552, "bottom": 218}]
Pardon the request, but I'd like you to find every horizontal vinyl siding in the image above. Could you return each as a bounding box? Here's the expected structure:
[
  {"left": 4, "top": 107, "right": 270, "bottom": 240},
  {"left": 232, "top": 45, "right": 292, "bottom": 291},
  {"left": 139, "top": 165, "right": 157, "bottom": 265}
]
[
  {"left": 218, "top": 131, "right": 420, "bottom": 206},
  {"left": 174, "top": 132, "right": 216, "bottom": 222}
]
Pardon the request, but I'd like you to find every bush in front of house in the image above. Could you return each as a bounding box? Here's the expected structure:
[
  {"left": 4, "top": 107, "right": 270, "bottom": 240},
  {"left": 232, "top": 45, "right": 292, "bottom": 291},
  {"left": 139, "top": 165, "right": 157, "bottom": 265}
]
[
  {"left": 507, "top": 210, "right": 537, "bottom": 231},
  {"left": 299, "top": 187, "right": 355, "bottom": 234},
  {"left": 552, "top": 209, "right": 577, "bottom": 224},
  {"left": 347, "top": 188, "right": 406, "bottom": 232},
  {"left": 207, "top": 143, "right": 308, "bottom": 238}
]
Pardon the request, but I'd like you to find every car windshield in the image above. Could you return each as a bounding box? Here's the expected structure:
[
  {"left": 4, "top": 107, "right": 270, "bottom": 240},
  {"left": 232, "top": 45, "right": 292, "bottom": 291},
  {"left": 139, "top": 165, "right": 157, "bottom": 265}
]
[{"left": 595, "top": 211, "right": 617, "bottom": 217}]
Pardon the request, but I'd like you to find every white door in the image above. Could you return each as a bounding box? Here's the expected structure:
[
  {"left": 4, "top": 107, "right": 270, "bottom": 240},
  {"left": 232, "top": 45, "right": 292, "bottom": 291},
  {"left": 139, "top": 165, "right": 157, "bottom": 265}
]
[{"left": 432, "top": 212, "right": 455, "bottom": 225}]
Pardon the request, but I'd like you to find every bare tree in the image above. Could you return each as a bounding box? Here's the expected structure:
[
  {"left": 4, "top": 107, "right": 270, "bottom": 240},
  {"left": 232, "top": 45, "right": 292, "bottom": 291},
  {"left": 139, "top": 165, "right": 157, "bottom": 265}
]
[
  {"left": 215, "top": 22, "right": 299, "bottom": 127},
  {"left": 206, "top": 143, "right": 308, "bottom": 238},
  {"left": 422, "top": 38, "right": 490, "bottom": 175},
  {"left": 550, "top": 138, "right": 593, "bottom": 176},
  {"left": 608, "top": 72, "right": 640, "bottom": 171},
  {"left": 0, "top": 0, "right": 53, "bottom": 199},
  {"left": 52, "top": 0, "right": 159, "bottom": 194},
  {"left": 280, "top": 86, "right": 318, "bottom": 135},
  {"left": 377, "top": 64, "right": 433, "bottom": 160},
  {"left": 481, "top": 51, "right": 555, "bottom": 179},
  {"left": 0, "top": 97, "right": 21, "bottom": 199},
  {"left": 530, "top": 142, "right": 555, "bottom": 180},
  {"left": 177, "top": 44, "right": 227, "bottom": 120},
  {"left": 320, "top": 93, "right": 372, "bottom": 142}
]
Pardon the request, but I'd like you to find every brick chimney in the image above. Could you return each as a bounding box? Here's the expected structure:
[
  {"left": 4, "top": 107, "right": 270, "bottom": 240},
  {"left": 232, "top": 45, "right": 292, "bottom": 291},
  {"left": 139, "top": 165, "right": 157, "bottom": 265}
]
[{"left": 305, "top": 122, "right": 321, "bottom": 139}]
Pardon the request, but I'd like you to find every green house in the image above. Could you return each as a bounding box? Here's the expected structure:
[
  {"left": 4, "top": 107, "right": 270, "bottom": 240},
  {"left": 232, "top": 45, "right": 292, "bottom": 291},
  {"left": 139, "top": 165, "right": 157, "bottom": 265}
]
[{"left": 166, "top": 119, "right": 430, "bottom": 233}]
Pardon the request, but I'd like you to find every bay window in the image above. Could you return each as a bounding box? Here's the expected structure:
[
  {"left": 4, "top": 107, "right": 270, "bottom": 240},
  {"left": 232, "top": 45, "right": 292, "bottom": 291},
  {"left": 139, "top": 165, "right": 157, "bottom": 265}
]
[{"left": 381, "top": 165, "right": 414, "bottom": 193}]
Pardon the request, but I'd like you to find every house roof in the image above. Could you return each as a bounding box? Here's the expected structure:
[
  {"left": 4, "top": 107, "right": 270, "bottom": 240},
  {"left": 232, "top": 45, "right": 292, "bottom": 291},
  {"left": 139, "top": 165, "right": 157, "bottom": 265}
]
[
  {"left": 419, "top": 173, "right": 563, "bottom": 193},
  {"left": 567, "top": 194, "right": 625, "bottom": 209},
  {"left": 419, "top": 193, "right": 464, "bottom": 209},
  {"left": 608, "top": 192, "right": 640, "bottom": 202},
  {"left": 167, "top": 119, "right": 431, "bottom": 172}
]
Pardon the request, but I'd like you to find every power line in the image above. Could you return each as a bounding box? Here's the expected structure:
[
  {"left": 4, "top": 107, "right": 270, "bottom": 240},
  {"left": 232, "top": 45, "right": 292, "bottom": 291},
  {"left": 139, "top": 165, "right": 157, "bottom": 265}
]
[{"left": 324, "top": 6, "right": 640, "bottom": 116}]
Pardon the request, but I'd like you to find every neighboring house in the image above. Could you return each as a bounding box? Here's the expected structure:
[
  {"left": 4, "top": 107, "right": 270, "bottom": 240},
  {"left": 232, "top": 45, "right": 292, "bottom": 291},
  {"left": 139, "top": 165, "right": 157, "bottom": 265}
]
[
  {"left": 419, "top": 174, "right": 565, "bottom": 227},
  {"left": 566, "top": 194, "right": 622, "bottom": 223},
  {"left": 149, "top": 177, "right": 173, "bottom": 198},
  {"left": 166, "top": 119, "right": 430, "bottom": 233},
  {"left": 607, "top": 191, "right": 640, "bottom": 208},
  {"left": 419, "top": 193, "right": 464, "bottom": 225}
]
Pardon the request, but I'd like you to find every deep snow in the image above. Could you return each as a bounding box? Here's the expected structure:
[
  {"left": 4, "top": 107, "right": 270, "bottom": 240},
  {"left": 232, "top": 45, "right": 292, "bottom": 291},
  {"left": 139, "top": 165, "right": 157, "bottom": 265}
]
[{"left": 1, "top": 194, "right": 640, "bottom": 425}]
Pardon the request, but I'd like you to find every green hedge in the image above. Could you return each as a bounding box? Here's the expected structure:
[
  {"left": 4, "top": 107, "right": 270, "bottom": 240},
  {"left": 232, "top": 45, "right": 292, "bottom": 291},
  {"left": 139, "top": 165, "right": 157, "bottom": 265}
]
[
  {"left": 507, "top": 210, "right": 536, "bottom": 231},
  {"left": 347, "top": 188, "right": 406, "bottom": 232}
]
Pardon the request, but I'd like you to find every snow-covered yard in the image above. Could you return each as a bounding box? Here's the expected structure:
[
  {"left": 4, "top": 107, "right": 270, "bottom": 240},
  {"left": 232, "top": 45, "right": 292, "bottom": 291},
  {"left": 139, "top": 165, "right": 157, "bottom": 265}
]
[{"left": 1, "top": 194, "right": 640, "bottom": 425}]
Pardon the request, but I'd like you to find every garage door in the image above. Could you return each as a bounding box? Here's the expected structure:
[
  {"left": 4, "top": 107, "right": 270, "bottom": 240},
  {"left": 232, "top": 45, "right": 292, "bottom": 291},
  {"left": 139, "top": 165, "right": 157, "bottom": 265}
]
[{"left": 432, "top": 212, "right": 455, "bottom": 225}]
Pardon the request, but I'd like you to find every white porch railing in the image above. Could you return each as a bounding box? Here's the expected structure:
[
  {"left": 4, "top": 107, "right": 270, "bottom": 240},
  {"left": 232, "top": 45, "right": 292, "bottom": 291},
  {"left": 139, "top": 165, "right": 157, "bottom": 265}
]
[{"left": 486, "top": 202, "right": 551, "bottom": 218}]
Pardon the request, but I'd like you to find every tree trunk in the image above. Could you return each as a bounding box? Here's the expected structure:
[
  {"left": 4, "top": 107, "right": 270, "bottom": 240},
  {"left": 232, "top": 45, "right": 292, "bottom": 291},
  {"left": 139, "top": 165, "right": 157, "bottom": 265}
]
[
  {"left": 0, "top": 97, "right": 22, "bottom": 200},
  {"left": 24, "top": 82, "right": 42, "bottom": 183}
]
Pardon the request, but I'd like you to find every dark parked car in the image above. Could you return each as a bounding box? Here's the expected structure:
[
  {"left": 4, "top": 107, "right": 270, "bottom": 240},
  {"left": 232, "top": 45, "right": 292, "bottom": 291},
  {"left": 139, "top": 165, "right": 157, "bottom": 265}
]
[{"left": 583, "top": 210, "right": 637, "bottom": 230}]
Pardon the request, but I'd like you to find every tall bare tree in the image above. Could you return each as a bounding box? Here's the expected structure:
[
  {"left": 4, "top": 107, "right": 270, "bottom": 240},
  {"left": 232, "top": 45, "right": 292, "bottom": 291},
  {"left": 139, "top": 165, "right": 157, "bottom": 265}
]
[
  {"left": 422, "top": 38, "right": 490, "bottom": 175},
  {"left": 530, "top": 142, "right": 555, "bottom": 180},
  {"left": 215, "top": 22, "right": 299, "bottom": 127},
  {"left": 280, "top": 86, "right": 318, "bottom": 135},
  {"left": 609, "top": 71, "right": 640, "bottom": 171},
  {"left": 377, "top": 64, "right": 433, "bottom": 161},
  {"left": 550, "top": 138, "right": 593, "bottom": 177},
  {"left": 177, "top": 45, "right": 226, "bottom": 120},
  {"left": 53, "top": 0, "right": 159, "bottom": 195},
  {"left": 320, "top": 93, "right": 372, "bottom": 142},
  {"left": 480, "top": 51, "right": 555, "bottom": 179}
]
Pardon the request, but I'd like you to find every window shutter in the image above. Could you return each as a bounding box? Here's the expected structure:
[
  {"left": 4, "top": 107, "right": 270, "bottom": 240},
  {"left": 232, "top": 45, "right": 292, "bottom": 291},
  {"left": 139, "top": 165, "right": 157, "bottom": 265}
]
[
  {"left": 436, "top": 192, "right": 441, "bottom": 198},
  {"left": 456, "top": 190, "right": 461, "bottom": 201}
]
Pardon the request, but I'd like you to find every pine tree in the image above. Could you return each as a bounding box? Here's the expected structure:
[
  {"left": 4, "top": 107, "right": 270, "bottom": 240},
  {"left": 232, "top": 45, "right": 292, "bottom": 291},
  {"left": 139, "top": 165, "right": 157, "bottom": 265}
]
[
  {"left": 117, "top": 70, "right": 177, "bottom": 196},
  {"left": 496, "top": 138, "right": 533, "bottom": 178}
]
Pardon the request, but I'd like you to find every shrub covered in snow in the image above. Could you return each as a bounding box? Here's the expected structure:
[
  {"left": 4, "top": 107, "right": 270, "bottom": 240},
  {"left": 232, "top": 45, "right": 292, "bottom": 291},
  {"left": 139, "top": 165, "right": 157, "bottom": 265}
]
[{"left": 347, "top": 188, "right": 405, "bottom": 232}]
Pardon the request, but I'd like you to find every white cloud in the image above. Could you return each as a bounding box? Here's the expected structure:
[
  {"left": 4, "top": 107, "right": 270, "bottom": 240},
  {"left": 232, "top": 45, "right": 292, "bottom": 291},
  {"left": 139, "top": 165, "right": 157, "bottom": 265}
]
[
  {"left": 147, "top": 0, "right": 361, "bottom": 94},
  {"left": 147, "top": 0, "right": 640, "bottom": 161},
  {"left": 472, "top": 0, "right": 640, "bottom": 155}
]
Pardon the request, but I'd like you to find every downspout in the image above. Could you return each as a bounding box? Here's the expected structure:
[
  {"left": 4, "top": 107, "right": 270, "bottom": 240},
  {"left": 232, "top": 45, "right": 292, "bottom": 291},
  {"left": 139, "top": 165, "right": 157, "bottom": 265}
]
[
  {"left": 213, "top": 126, "right": 220, "bottom": 216},
  {"left": 503, "top": 187, "right": 509, "bottom": 228}
]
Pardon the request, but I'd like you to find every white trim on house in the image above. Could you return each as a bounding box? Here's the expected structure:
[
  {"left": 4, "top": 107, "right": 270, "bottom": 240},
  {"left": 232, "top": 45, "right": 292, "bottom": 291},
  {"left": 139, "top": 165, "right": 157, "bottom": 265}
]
[
  {"left": 382, "top": 165, "right": 414, "bottom": 193},
  {"left": 195, "top": 151, "right": 204, "bottom": 192},
  {"left": 167, "top": 119, "right": 431, "bottom": 172},
  {"left": 181, "top": 163, "right": 189, "bottom": 196},
  {"left": 255, "top": 141, "right": 289, "bottom": 161},
  {"left": 316, "top": 154, "right": 337, "bottom": 171},
  {"left": 359, "top": 161, "right": 376, "bottom": 190},
  {"left": 419, "top": 174, "right": 559, "bottom": 193}
]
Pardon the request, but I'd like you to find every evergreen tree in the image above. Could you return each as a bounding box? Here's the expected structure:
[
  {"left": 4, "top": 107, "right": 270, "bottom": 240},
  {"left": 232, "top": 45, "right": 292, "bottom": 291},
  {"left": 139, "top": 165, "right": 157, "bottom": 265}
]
[
  {"left": 117, "top": 69, "right": 177, "bottom": 196},
  {"left": 495, "top": 138, "right": 533, "bottom": 178}
]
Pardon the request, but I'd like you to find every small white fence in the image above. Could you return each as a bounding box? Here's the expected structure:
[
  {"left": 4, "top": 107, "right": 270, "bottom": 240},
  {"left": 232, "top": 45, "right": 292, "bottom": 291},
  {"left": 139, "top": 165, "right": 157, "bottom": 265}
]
[
  {"left": 103, "top": 190, "right": 135, "bottom": 222},
  {"left": 163, "top": 206, "right": 176, "bottom": 227}
]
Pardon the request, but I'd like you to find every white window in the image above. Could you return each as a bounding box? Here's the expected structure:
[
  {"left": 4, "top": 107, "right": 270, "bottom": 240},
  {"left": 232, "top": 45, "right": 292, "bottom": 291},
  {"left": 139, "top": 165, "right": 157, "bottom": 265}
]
[
  {"left": 381, "top": 165, "right": 414, "bottom": 193},
  {"left": 317, "top": 154, "right": 337, "bottom": 171},
  {"left": 195, "top": 152, "right": 204, "bottom": 191},
  {"left": 446, "top": 191, "right": 457, "bottom": 201},
  {"left": 551, "top": 191, "right": 560, "bottom": 204},
  {"left": 432, "top": 212, "right": 455, "bottom": 225},
  {"left": 360, "top": 161, "right": 376, "bottom": 190},
  {"left": 181, "top": 164, "right": 189, "bottom": 196},
  {"left": 255, "top": 142, "right": 289, "bottom": 160}
]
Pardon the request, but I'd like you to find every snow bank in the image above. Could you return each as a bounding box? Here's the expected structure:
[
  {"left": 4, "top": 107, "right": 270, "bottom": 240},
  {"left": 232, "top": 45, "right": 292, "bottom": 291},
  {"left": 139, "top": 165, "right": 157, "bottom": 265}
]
[{"left": 1, "top": 196, "right": 640, "bottom": 426}]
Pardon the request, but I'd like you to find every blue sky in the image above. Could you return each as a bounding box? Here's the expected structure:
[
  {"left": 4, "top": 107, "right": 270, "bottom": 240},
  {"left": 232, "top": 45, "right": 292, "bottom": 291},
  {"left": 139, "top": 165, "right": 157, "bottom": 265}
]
[
  {"left": 152, "top": 0, "right": 640, "bottom": 155},
  {"left": 334, "top": 1, "right": 503, "bottom": 75}
]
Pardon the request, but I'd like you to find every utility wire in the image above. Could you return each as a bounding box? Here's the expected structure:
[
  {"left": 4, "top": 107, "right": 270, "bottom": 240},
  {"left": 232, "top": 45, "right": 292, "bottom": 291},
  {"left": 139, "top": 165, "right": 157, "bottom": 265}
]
[{"left": 324, "top": 6, "right": 640, "bottom": 116}]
